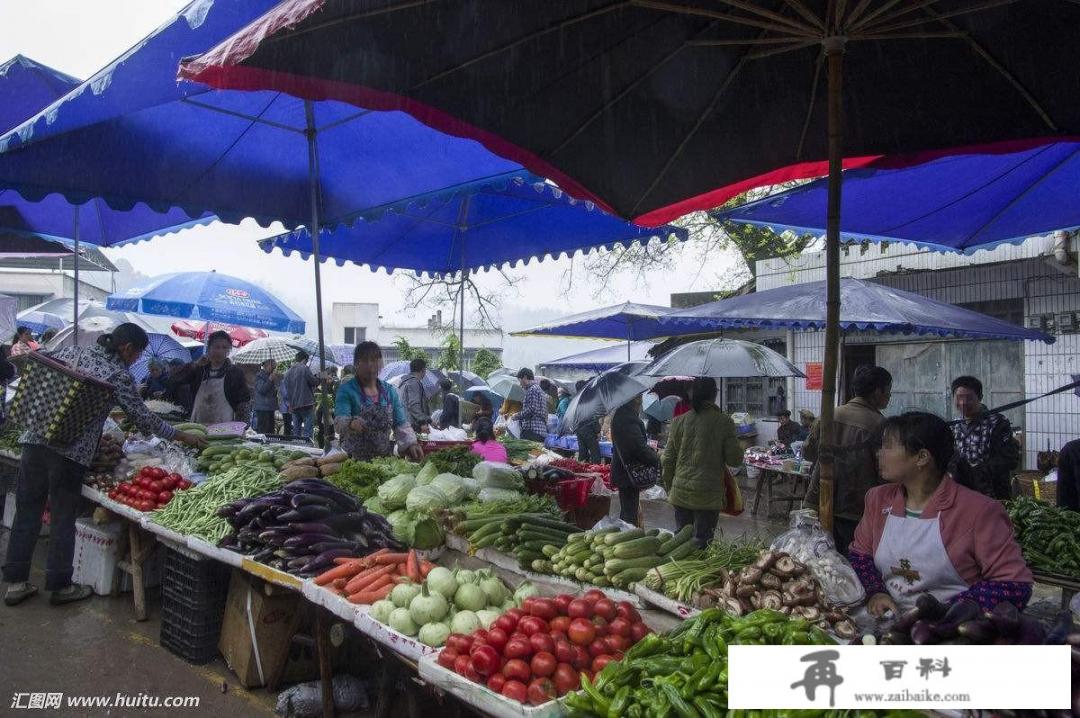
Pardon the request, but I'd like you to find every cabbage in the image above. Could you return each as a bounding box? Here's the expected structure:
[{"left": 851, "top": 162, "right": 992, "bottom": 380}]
[
  {"left": 472, "top": 461, "right": 522, "bottom": 490},
  {"left": 477, "top": 487, "right": 522, "bottom": 502},
  {"left": 363, "top": 496, "right": 388, "bottom": 515},
  {"left": 377, "top": 474, "right": 416, "bottom": 509},
  {"left": 387, "top": 511, "right": 415, "bottom": 543},
  {"left": 406, "top": 484, "right": 450, "bottom": 513},
  {"left": 414, "top": 462, "right": 439, "bottom": 486},
  {"left": 460, "top": 477, "right": 481, "bottom": 498},
  {"left": 431, "top": 473, "right": 466, "bottom": 504},
  {"left": 406, "top": 511, "right": 445, "bottom": 550}
]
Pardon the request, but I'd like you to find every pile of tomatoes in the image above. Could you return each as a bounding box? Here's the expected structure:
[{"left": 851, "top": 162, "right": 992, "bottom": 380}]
[
  {"left": 106, "top": 466, "right": 193, "bottom": 512},
  {"left": 435, "top": 589, "right": 652, "bottom": 706}
]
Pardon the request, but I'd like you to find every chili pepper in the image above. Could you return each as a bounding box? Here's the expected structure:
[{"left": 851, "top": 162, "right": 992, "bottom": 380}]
[
  {"left": 607, "top": 686, "right": 631, "bottom": 718},
  {"left": 694, "top": 696, "right": 723, "bottom": 718},
  {"left": 660, "top": 682, "right": 702, "bottom": 718},
  {"left": 627, "top": 705, "right": 644, "bottom": 718},
  {"left": 640, "top": 656, "right": 694, "bottom": 676},
  {"left": 580, "top": 674, "right": 611, "bottom": 715},
  {"left": 763, "top": 622, "right": 785, "bottom": 641},
  {"left": 735, "top": 626, "right": 762, "bottom": 641},
  {"left": 684, "top": 665, "right": 710, "bottom": 699},
  {"left": 782, "top": 630, "right": 811, "bottom": 645},
  {"left": 626, "top": 633, "right": 664, "bottom": 658}
]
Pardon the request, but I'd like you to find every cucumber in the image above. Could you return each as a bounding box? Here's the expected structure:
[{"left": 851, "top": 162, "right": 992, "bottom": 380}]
[
  {"left": 603, "top": 528, "right": 645, "bottom": 546},
  {"left": 611, "top": 536, "right": 662, "bottom": 559},
  {"left": 604, "top": 555, "right": 666, "bottom": 574},
  {"left": 541, "top": 544, "right": 560, "bottom": 558},
  {"left": 665, "top": 540, "right": 698, "bottom": 560},
  {"left": 593, "top": 576, "right": 612, "bottom": 587},
  {"left": 515, "top": 516, "right": 580, "bottom": 533},
  {"left": 574, "top": 568, "right": 591, "bottom": 582},
  {"left": 659, "top": 525, "right": 693, "bottom": 554},
  {"left": 612, "top": 567, "right": 649, "bottom": 585}
]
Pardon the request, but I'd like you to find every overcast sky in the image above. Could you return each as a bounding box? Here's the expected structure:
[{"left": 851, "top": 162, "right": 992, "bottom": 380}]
[{"left": 0, "top": 0, "right": 744, "bottom": 368}]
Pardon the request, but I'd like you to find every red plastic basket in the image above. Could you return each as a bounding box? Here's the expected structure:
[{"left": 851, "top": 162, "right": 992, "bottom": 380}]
[
  {"left": 419, "top": 440, "right": 474, "bottom": 457},
  {"left": 554, "top": 477, "right": 594, "bottom": 511}
]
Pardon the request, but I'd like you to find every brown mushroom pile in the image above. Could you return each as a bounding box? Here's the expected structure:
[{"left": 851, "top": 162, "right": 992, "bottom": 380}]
[{"left": 696, "top": 550, "right": 858, "bottom": 640}]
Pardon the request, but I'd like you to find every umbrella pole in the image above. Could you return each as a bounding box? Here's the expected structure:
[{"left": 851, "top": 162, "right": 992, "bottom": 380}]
[
  {"left": 459, "top": 272, "right": 467, "bottom": 376},
  {"left": 72, "top": 207, "right": 80, "bottom": 348},
  {"left": 817, "top": 38, "right": 846, "bottom": 534},
  {"left": 305, "top": 101, "right": 329, "bottom": 446}
]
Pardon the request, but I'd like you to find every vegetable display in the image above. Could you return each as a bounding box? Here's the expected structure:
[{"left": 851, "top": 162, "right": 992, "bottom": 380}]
[
  {"left": 454, "top": 513, "right": 579, "bottom": 569},
  {"left": 314, "top": 548, "right": 434, "bottom": 604},
  {"left": 454, "top": 494, "right": 562, "bottom": 522},
  {"left": 878, "top": 594, "right": 1050, "bottom": 646},
  {"left": 424, "top": 446, "right": 481, "bottom": 477},
  {"left": 642, "top": 535, "right": 765, "bottom": 604},
  {"left": 216, "top": 479, "right": 403, "bottom": 576},
  {"left": 548, "top": 457, "right": 612, "bottom": 489},
  {"left": 1009, "top": 497, "right": 1080, "bottom": 578},
  {"left": 542, "top": 526, "right": 698, "bottom": 589},
  {"left": 496, "top": 436, "right": 543, "bottom": 463},
  {"left": 106, "top": 466, "right": 192, "bottom": 511},
  {"left": 197, "top": 443, "right": 306, "bottom": 476},
  {"left": 369, "top": 566, "right": 518, "bottom": 646},
  {"left": 87, "top": 434, "right": 125, "bottom": 483},
  {"left": 437, "top": 589, "right": 654, "bottom": 706},
  {"left": 565, "top": 608, "right": 833, "bottom": 717},
  {"left": 321, "top": 459, "right": 396, "bottom": 501},
  {"left": 152, "top": 465, "right": 280, "bottom": 541}
]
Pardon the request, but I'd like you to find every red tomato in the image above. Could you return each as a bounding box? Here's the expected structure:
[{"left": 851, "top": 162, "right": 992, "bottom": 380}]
[
  {"left": 454, "top": 654, "right": 471, "bottom": 676},
  {"left": 509, "top": 632, "right": 529, "bottom": 644},
  {"left": 549, "top": 630, "right": 567, "bottom": 644},
  {"left": 150, "top": 480, "right": 165, "bottom": 493},
  {"left": 472, "top": 629, "right": 490, "bottom": 645},
  {"left": 583, "top": 589, "right": 606, "bottom": 605},
  {"left": 616, "top": 601, "right": 642, "bottom": 624},
  {"left": 592, "top": 655, "right": 615, "bottom": 673},
  {"left": 138, "top": 467, "right": 154, "bottom": 479},
  {"left": 588, "top": 639, "right": 609, "bottom": 659},
  {"left": 593, "top": 598, "right": 617, "bottom": 621},
  {"left": 502, "top": 658, "right": 531, "bottom": 683},
  {"left": 504, "top": 608, "right": 525, "bottom": 622},
  {"left": 470, "top": 645, "right": 500, "bottom": 676},
  {"left": 630, "top": 622, "right": 652, "bottom": 643},
  {"left": 608, "top": 617, "right": 632, "bottom": 638},
  {"left": 503, "top": 637, "right": 532, "bottom": 660},
  {"left": 140, "top": 501, "right": 155, "bottom": 512},
  {"left": 437, "top": 648, "right": 458, "bottom": 670},
  {"left": 486, "top": 627, "right": 509, "bottom": 653},
  {"left": 518, "top": 617, "right": 549, "bottom": 637},
  {"left": 177, "top": 479, "right": 193, "bottom": 490},
  {"left": 167, "top": 472, "right": 183, "bottom": 486},
  {"left": 529, "top": 633, "right": 555, "bottom": 655},
  {"left": 568, "top": 618, "right": 597, "bottom": 647},
  {"left": 553, "top": 594, "right": 574, "bottom": 615},
  {"left": 530, "top": 651, "right": 556, "bottom": 678},
  {"left": 157, "top": 491, "right": 174, "bottom": 504},
  {"left": 445, "top": 634, "right": 470, "bottom": 654},
  {"left": 527, "top": 677, "right": 557, "bottom": 706},
  {"left": 549, "top": 616, "right": 571, "bottom": 633},
  {"left": 495, "top": 613, "right": 519, "bottom": 633},
  {"left": 567, "top": 599, "right": 593, "bottom": 619},
  {"left": 591, "top": 616, "right": 609, "bottom": 638},
  {"left": 571, "top": 645, "right": 591, "bottom": 671},
  {"left": 553, "top": 663, "right": 578, "bottom": 696},
  {"left": 605, "top": 634, "right": 629, "bottom": 653},
  {"left": 486, "top": 673, "right": 507, "bottom": 693},
  {"left": 526, "top": 597, "right": 558, "bottom": 621},
  {"left": 149, "top": 467, "right": 166, "bottom": 480},
  {"left": 501, "top": 680, "right": 528, "bottom": 704},
  {"left": 554, "top": 639, "right": 576, "bottom": 665}
]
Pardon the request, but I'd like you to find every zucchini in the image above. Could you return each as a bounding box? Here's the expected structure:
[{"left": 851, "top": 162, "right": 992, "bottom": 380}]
[
  {"left": 517, "top": 540, "right": 551, "bottom": 553},
  {"left": 665, "top": 540, "right": 698, "bottom": 561},
  {"left": 611, "top": 536, "right": 662, "bottom": 559},
  {"left": 593, "top": 576, "right": 612, "bottom": 587},
  {"left": 603, "top": 528, "right": 645, "bottom": 546},
  {"left": 517, "top": 516, "right": 580, "bottom": 533},
  {"left": 541, "top": 544, "right": 560, "bottom": 558},
  {"left": 612, "top": 567, "right": 650, "bottom": 584},
  {"left": 575, "top": 568, "right": 592, "bottom": 582},
  {"left": 532, "top": 560, "right": 552, "bottom": 573},
  {"left": 658, "top": 525, "right": 693, "bottom": 554},
  {"left": 604, "top": 555, "right": 666, "bottom": 574},
  {"left": 518, "top": 529, "right": 570, "bottom": 544}
]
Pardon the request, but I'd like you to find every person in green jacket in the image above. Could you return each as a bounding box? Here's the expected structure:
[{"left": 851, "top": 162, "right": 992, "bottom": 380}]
[{"left": 662, "top": 377, "right": 743, "bottom": 548}]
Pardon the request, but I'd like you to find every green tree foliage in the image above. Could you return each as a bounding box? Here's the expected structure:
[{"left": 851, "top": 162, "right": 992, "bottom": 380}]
[
  {"left": 471, "top": 347, "right": 501, "bottom": 380},
  {"left": 436, "top": 333, "right": 461, "bottom": 372}
]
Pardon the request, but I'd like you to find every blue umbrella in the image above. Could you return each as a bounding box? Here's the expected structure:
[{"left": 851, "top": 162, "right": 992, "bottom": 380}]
[
  {"left": 106, "top": 271, "right": 305, "bottom": 334},
  {"left": 462, "top": 385, "right": 503, "bottom": 408},
  {"left": 540, "top": 341, "right": 655, "bottom": 374},
  {"left": 128, "top": 334, "right": 192, "bottom": 383},
  {"left": 379, "top": 361, "right": 443, "bottom": 394},
  {"left": 660, "top": 278, "right": 1053, "bottom": 344},
  {"left": 643, "top": 392, "right": 679, "bottom": 423},
  {"left": 714, "top": 141, "right": 1080, "bottom": 255},
  {"left": 0, "top": 55, "right": 80, "bottom": 133}
]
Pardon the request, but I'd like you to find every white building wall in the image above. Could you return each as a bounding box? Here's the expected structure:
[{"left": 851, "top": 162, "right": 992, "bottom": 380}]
[{"left": 330, "top": 302, "right": 380, "bottom": 344}]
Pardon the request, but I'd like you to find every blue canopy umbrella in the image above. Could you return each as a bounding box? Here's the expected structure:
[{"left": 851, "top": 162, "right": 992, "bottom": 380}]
[
  {"left": 540, "top": 341, "right": 655, "bottom": 375},
  {"left": 660, "top": 278, "right": 1054, "bottom": 344},
  {"left": 462, "top": 385, "right": 503, "bottom": 409},
  {"left": 128, "top": 334, "right": 193, "bottom": 383},
  {"left": 513, "top": 302, "right": 678, "bottom": 343},
  {"left": 714, "top": 141, "right": 1080, "bottom": 255},
  {"left": 0, "top": 0, "right": 523, "bottom": 370},
  {"left": 106, "top": 271, "right": 305, "bottom": 334},
  {"left": 0, "top": 55, "right": 80, "bottom": 132},
  {"left": 379, "top": 361, "right": 443, "bottom": 395}
]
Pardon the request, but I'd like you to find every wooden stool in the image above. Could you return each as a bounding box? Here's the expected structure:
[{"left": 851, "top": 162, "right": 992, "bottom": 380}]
[{"left": 111, "top": 521, "right": 157, "bottom": 621}]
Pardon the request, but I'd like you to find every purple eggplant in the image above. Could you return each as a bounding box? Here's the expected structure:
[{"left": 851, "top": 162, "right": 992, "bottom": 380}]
[
  {"left": 910, "top": 620, "right": 937, "bottom": 645},
  {"left": 988, "top": 600, "right": 1021, "bottom": 637},
  {"left": 282, "top": 533, "right": 339, "bottom": 548},
  {"left": 1044, "top": 610, "right": 1074, "bottom": 645},
  {"left": 1017, "top": 615, "right": 1047, "bottom": 645},
  {"left": 956, "top": 618, "right": 995, "bottom": 643},
  {"left": 287, "top": 522, "right": 335, "bottom": 534},
  {"left": 915, "top": 592, "right": 947, "bottom": 621},
  {"left": 929, "top": 599, "right": 981, "bottom": 640},
  {"left": 278, "top": 505, "right": 332, "bottom": 522},
  {"left": 296, "top": 548, "right": 354, "bottom": 575},
  {"left": 290, "top": 493, "right": 333, "bottom": 509}
]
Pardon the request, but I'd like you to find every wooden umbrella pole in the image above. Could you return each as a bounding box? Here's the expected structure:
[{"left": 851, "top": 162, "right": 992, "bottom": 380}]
[{"left": 818, "top": 36, "right": 846, "bottom": 533}]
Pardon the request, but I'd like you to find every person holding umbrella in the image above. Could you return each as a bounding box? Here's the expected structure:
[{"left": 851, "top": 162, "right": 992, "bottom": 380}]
[
  {"left": 9, "top": 327, "right": 39, "bottom": 358},
  {"left": 611, "top": 394, "right": 660, "bottom": 526},
  {"left": 574, "top": 379, "right": 602, "bottom": 464},
  {"left": 283, "top": 350, "right": 321, "bottom": 440},
  {"left": 171, "top": 330, "right": 251, "bottom": 426},
  {"left": 3, "top": 323, "right": 206, "bottom": 606},
  {"left": 662, "top": 377, "right": 742, "bottom": 549},
  {"left": 253, "top": 359, "right": 279, "bottom": 435},
  {"left": 334, "top": 341, "right": 423, "bottom": 462}
]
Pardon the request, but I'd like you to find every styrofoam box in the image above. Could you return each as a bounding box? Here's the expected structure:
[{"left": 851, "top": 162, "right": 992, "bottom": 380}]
[
  {"left": 419, "top": 652, "right": 567, "bottom": 718},
  {"left": 3, "top": 489, "right": 50, "bottom": 535},
  {"left": 72, "top": 517, "right": 125, "bottom": 595},
  {"left": 356, "top": 610, "right": 440, "bottom": 663}
]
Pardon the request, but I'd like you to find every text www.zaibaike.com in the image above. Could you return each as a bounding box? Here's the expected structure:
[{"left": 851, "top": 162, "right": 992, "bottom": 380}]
[{"left": 853, "top": 688, "right": 972, "bottom": 704}]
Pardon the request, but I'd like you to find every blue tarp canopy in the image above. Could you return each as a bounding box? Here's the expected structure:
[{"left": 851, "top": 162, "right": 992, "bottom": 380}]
[
  {"left": 107, "top": 271, "right": 305, "bottom": 334},
  {"left": 714, "top": 142, "right": 1080, "bottom": 254},
  {"left": 540, "top": 341, "right": 655, "bottom": 373},
  {"left": 0, "top": 54, "right": 212, "bottom": 247},
  {"left": 660, "top": 277, "right": 1054, "bottom": 343},
  {"left": 512, "top": 302, "right": 686, "bottom": 341},
  {"left": 258, "top": 176, "right": 687, "bottom": 273},
  {"left": 0, "top": 1, "right": 523, "bottom": 231}
]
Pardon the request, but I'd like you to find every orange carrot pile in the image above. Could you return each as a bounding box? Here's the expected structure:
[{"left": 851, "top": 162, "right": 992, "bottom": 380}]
[{"left": 313, "top": 549, "right": 436, "bottom": 604}]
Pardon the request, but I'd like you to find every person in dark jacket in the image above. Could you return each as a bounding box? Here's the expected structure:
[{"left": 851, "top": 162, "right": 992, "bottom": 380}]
[
  {"left": 164, "top": 358, "right": 194, "bottom": 415},
  {"left": 776, "top": 409, "right": 808, "bottom": 446},
  {"left": 611, "top": 394, "right": 660, "bottom": 526},
  {"left": 949, "top": 375, "right": 1020, "bottom": 500},
  {"left": 253, "top": 359, "right": 279, "bottom": 435},
  {"left": 438, "top": 378, "right": 460, "bottom": 429},
  {"left": 170, "top": 330, "right": 251, "bottom": 425},
  {"left": 574, "top": 379, "right": 602, "bottom": 464},
  {"left": 1057, "top": 439, "right": 1080, "bottom": 511},
  {"left": 0, "top": 344, "right": 15, "bottom": 424}
]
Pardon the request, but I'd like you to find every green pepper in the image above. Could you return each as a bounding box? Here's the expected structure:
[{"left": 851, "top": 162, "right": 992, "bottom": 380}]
[
  {"left": 684, "top": 665, "right": 710, "bottom": 699},
  {"left": 626, "top": 633, "right": 664, "bottom": 658},
  {"left": 694, "top": 696, "right": 724, "bottom": 718},
  {"left": 640, "top": 657, "right": 693, "bottom": 676},
  {"left": 734, "top": 626, "right": 762, "bottom": 641},
  {"left": 698, "top": 667, "right": 725, "bottom": 693},
  {"left": 661, "top": 682, "right": 702, "bottom": 718},
  {"left": 627, "top": 706, "right": 644, "bottom": 718},
  {"left": 782, "top": 630, "right": 811, "bottom": 645},
  {"left": 581, "top": 675, "right": 611, "bottom": 715},
  {"left": 763, "top": 622, "right": 785, "bottom": 641},
  {"left": 608, "top": 686, "right": 631, "bottom": 718}
]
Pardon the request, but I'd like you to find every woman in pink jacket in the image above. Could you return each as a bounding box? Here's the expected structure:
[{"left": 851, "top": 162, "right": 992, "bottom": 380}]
[{"left": 849, "top": 412, "right": 1032, "bottom": 617}]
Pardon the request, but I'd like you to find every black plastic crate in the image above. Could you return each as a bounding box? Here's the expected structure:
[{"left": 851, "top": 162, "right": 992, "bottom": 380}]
[
  {"left": 160, "top": 619, "right": 220, "bottom": 665},
  {"left": 161, "top": 592, "right": 224, "bottom": 634},
  {"left": 161, "top": 544, "right": 231, "bottom": 608}
]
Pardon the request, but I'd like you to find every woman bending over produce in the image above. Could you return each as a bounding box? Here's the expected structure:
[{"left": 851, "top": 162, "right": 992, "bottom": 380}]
[
  {"left": 335, "top": 341, "right": 423, "bottom": 462},
  {"left": 471, "top": 417, "right": 508, "bottom": 463},
  {"left": 850, "top": 412, "right": 1031, "bottom": 617},
  {"left": 3, "top": 324, "right": 207, "bottom": 607}
]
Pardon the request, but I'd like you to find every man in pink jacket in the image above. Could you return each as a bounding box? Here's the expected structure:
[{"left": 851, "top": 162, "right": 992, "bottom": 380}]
[{"left": 849, "top": 412, "right": 1032, "bottom": 616}]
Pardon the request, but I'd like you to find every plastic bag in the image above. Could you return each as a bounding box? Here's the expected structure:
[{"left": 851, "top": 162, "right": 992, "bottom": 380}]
[
  {"left": 591, "top": 515, "right": 637, "bottom": 533},
  {"left": 640, "top": 485, "right": 667, "bottom": 501},
  {"left": 429, "top": 426, "right": 468, "bottom": 441},
  {"left": 769, "top": 509, "right": 865, "bottom": 607},
  {"left": 275, "top": 675, "right": 368, "bottom": 717},
  {"left": 504, "top": 418, "right": 522, "bottom": 439},
  {"left": 477, "top": 487, "right": 522, "bottom": 502},
  {"left": 472, "top": 461, "right": 522, "bottom": 490}
]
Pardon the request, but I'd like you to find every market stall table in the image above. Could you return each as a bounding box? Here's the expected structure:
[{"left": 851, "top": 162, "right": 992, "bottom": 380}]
[
  {"left": 1031, "top": 570, "right": 1080, "bottom": 609},
  {"left": 746, "top": 455, "right": 811, "bottom": 517}
]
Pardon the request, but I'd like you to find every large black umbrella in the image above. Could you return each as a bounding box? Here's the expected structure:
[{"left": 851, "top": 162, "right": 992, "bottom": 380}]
[
  {"left": 182, "top": 1, "right": 1080, "bottom": 529},
  {"left": 559, "top": 364, "right": 652, "bottom": 434}
]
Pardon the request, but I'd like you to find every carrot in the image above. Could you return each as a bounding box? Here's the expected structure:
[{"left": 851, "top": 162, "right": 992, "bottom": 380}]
[
  {"left": 344, "top": 564, "right": 394, "bottom": 594},
  {"left": 332, "top": 578, "right": 347, "bottom": 590},
  {"left": 372, "top": 552, "right": 410, "bottom": 565},
  {"left": 405, "top": 549, "right": 421, "bottom": 583},
  {"left": 315, "top": 559, "right": 365, "bottom": 585},
  {"left": 342, "top": 566, "right": 382, "bottom": 594},
  {"left": 346, "top": 582, "right": 394, "bottom": 605},
  {"left": 419, "top": 560, "right": 436, "bottom": 578}
]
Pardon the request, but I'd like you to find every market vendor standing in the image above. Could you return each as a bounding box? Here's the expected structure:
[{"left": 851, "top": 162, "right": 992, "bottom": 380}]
[
  {"left": 850, "top": 412, "right": 1032, "bottom": 616},
  {"left": 3, "top": 324, "right": 206, "bottom": 606},
  {"left": 334, "top": 341, "right": 423, "bottom": 462},
  {"left": 171, "top": 330, "right": 251, "bottom": 425},
  {"left": 950, "top": 375, "right": 1019, "bottom": 500},
  {"left": 513, "top": 368, "right": 549, "bottom": 443}
]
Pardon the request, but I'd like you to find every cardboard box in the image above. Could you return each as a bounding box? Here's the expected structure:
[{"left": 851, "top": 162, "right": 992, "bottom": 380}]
[{"left": 218, "top": 570, "right": 302, "bottom": 688}]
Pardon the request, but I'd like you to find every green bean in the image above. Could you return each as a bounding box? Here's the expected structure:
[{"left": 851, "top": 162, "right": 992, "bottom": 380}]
[{"left": 152, "top": 465, "right": 280, "bottom": 542}]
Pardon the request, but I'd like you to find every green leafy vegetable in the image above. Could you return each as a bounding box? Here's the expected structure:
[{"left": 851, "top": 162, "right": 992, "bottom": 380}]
[{"left": 423, "top": 446, "right": 481, "bottom": 477}]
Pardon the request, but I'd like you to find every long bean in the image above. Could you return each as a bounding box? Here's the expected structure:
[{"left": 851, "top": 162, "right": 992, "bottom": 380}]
[{"left": 152, "top": 465, "right": 280, "bottom": 542}]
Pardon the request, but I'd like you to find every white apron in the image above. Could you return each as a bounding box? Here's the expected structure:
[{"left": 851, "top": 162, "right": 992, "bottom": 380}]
[
  {"left": 191, "top": 372, "right": 235, "bottom": 425},
  {"left": 873, "top": 512, "right": 969, "bottom": 611}
]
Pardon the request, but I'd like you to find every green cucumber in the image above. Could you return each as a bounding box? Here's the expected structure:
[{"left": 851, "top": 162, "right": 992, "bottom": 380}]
[
  {"left": 604, "top": 555, "right": 666, "bottom": 574},
  {"left": 665, "top": 540, "right": 698, "bottom": 561},
  {"left": 603, "top": 528, "right": 645, "bottom": 546},
  {"left": 611, "top": 536, "right": 662, "bottom": 559},
  {"left": 658, "top": 525, "right": 693, "bottom": 554}
]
